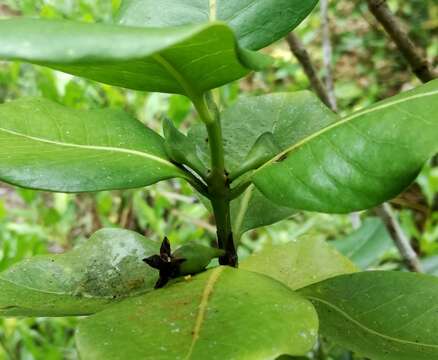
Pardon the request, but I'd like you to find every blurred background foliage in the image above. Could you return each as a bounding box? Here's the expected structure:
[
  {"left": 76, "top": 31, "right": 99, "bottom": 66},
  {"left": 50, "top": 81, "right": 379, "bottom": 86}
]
[{"left": 0, "top": 0, "right": 437, "bottom": 359}]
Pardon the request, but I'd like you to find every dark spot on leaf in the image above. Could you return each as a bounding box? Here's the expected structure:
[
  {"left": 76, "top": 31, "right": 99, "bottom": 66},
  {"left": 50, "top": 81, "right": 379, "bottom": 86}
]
[{"left": 275, "top": 153, "right": 288, "bottom": 163}]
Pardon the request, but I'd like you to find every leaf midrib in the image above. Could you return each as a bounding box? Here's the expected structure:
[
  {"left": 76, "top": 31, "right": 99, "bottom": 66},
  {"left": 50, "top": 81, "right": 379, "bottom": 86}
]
[
  {"left": 307, "top": 295, "right": 438, "bottom": 349},
  {"left": 253, "top": 89, "right": 438, "bottom": 176},
  {"left": 0, "top": 126, "right": 179, "bottom": 169},
  {"left": 185, "top": 267, "right": 224, "bottom": 359}
]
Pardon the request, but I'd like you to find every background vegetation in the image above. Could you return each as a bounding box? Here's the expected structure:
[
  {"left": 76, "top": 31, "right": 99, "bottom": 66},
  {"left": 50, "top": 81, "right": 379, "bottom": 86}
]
[{"left": 0, "top": 0, "right": 436, "bottom": 359}]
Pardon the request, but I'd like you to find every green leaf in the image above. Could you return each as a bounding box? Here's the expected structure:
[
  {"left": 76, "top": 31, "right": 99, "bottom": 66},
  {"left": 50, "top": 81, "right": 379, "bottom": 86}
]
[
  {"left": 332, "top": 217, "right": 395, "bottom": 269},
  {"left": 190, "top": 91, "right": 336, "bottom": 233},
  {"left": 0, "top": 229, "right": 160, "bottom": 317},
  {"left": 230, "top": 132, "right": 281, "bottom": 181},
  {"left": 253, "top": 80, "right": 438, "bottom": 213},
  {"left": 299, "top": 271, "right": 438, "bottom": 360},
  {"left": 190, "top": 91, "right": 337, "bottom": 174},
  {"left": 163, "top": 118, "right": 207, "bottom": 177},
  {"left": 231, "top": 184, "right": 295, "bottom": 236},
  {"left": 0, "top": 97, "right": 184, "bottom": 192},
  {"left": 173, "top": 243, "right": 224, "bottom": 275},
  {"left": 0, "top": 18, "right": 269, "bottom": 96},
  {"left": 76, "top": 267, "right": 319, "bottom": 360},
  {"left": 116, "top": 0, "right": 318, "bottom": 50},
  {"left": 241, "top": 236, "right": 357, "bottom": 290}
]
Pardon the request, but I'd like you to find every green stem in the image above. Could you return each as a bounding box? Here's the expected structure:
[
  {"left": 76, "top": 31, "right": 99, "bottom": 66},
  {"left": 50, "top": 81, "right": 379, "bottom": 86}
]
[{"left": 192, "top": 93, "right": 237, "bottom": 266}]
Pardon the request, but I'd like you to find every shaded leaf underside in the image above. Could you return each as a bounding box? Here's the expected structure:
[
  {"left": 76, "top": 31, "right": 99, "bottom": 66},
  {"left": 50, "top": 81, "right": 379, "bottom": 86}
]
[{"left": 0, "top": 18, "right": 268, "bottom": 95}]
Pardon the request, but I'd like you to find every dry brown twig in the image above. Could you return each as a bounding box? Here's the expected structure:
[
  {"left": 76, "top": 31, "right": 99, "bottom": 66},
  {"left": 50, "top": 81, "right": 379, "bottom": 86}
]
[
  {"left": 286, "top": 33, "right": 334, "bottom": 110},
  {"left": 366, "top": 0, "right": 437, "bottom": 83}
]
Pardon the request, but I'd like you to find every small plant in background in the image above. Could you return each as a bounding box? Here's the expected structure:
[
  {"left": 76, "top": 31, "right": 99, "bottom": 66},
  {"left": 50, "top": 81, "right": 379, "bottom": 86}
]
[{"left": 0, "top": 1, "right": 437, "bottom": 359}]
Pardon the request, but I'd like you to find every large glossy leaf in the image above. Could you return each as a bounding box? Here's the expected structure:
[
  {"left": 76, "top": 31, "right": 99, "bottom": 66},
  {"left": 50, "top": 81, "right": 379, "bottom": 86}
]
[
  {"left": 0, "top": 97, "right": 184, "bottom": 192},
  {"left": 116, "top": 0, "right": 319, "bottom": 50},
  {"left": 0, "top": 229, "right": 160, "bottom": 317},
  {"left": 241, "top": 236, "right": 357, "bottom": 290},
  {"left": 0, "top": 19, "right": 269, "bottom": 95},
  {"left": 189, "top": 91, "right": 336, "bottom": 233},
  {"left": 299, "top": 271, "right": 438, "bottom": 360},
  {"left": 76, "top": 267, "right": 318, "bottom": 360},
  {"left": 253, "top": 80, "right": 438, "bottom": 213},
  {"left": 332, "top": 217, "right": 395, "bottom": 269}
]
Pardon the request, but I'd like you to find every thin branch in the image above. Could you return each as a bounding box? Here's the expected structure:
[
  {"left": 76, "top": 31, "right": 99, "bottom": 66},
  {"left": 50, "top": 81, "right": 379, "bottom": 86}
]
[
  {"left": 320, "top": 0, "right": 338, "bottom": 111},
  {"left": 0, "top": 4, "right": 21, "bottom": 17},
  {"left": 366, "top": 0, "right": 435, "bottom": 271},
  {"left": 350, "top": 212, "right": 362, "bottom": 230},
  {"left": 375, "top": 203, "right": 423, "bottom": 272},
  {"left": 286, "top": 33, "right": 334, "bottom": 110},
  {"left": 366, "top": 0, "right": 437, "bottom": 83}
]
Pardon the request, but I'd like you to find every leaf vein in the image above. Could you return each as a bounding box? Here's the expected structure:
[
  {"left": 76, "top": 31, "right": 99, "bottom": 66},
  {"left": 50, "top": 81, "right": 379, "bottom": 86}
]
[
  {"left": 0, "top": 127, "right": 177, "bottom": 169},
  {"left": 307, "top": 295, "right": 438, "bottom": 349},
  {"left": 185, "top": 267, "right": 224, "bottom": 359}
]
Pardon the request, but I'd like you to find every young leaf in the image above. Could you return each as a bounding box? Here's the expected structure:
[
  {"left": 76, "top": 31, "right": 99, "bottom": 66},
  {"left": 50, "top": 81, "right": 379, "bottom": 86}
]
[
  {"left": 173, "top": 243, "right": 224, "bottom": 275},
  {"left": 163, "top": 118, "right": 207, "bottom": 177},
  {"left": 0, "top": 229, "right": 160, "bottom": 317},
  {"left": 0, "top": 97, "right": 184, "bottom": 192},
  {"left": 332, "top": 217, "right": 395, "bottom": 269},
  {"left": 241, "top": 236, "right": 357, "bottom": 290},
  {"left": 190, "top": 91, "right": 337, "bottom": 174},
  {"left": 116, "top": 0, "right": 319, "bottom": 50},
  {"left": 0, "top": 19, "right": 269, "bottom": 96},
  {"left": 231, "top": 184, "right": 296, "bottom": 236},
  {"left": 299, "top": 271, "right": 438, "bottom": 360},
  {"left": 189, "top": 91, "right": 336, "bottom": 233},
  {"left": 230, "top": 132, "right": 281, "bottom": 181},
  {"left": 253, "top": 79, "right": 438, "bottom": 213},
  {"left": 76, "top": 267, "right": 319, "bottom": 360}
]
